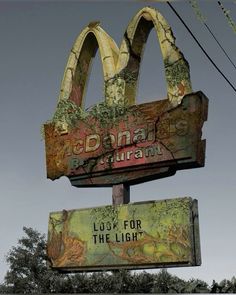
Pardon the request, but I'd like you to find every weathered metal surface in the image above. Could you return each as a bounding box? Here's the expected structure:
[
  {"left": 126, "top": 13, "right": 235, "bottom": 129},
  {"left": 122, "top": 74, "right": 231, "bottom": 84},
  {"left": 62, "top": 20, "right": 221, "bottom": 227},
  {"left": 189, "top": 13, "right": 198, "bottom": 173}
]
[
  {"left": 43, "top": 6, "right": 208, "bottom": 187},
  {"left": 44, "top": 92, "right": 207, "bottom": 186},
  {"left": 47, "top": 197, "right": 201, "bottom": 271},
  {"left": 58, "top": 7, "right": 192, "bottom": 107}
]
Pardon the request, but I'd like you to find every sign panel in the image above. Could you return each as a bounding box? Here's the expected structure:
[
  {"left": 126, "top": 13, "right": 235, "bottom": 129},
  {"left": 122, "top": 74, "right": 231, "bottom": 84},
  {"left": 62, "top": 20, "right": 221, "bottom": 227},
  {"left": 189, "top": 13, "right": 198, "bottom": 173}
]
[
  {"left": 43, "top": 6, "right": 208, "bottom": 187},
  {"left": 44, "top": 92, "right": 208, "bottom": 187},
  {"left": 47, "top": 197, "right": 201, "bottom": 271}
]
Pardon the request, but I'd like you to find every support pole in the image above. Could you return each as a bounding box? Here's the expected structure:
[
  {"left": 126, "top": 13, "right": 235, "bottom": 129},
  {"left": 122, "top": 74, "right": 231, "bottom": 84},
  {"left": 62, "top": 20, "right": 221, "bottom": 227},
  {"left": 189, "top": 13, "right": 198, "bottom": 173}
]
[{"left": 112, "top": 183, "right": 130, "bottom": 205}]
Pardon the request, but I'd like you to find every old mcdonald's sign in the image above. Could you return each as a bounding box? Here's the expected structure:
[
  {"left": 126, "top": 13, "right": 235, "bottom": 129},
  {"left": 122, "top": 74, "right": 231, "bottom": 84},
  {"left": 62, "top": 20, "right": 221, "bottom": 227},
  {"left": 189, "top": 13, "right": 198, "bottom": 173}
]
[
  {"left": 44, "top": 6, "right": 208, "bottom": 187},
  {"left": 45, "top": 6, "right": 206, "bottom": 272}
]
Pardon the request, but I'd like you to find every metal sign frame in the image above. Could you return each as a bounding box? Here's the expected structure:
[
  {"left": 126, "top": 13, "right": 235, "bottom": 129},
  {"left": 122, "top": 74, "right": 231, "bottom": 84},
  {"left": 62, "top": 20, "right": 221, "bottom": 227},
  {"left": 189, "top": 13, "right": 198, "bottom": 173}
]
[
  {"left": 44, "top": 7, "right": 208, "bottom": 187},
  {"left": 47, "top": 198, "right": 201, "bottom": 271},
  {"left": 44, "top": 6, "right": 206, "bottom": 272}
]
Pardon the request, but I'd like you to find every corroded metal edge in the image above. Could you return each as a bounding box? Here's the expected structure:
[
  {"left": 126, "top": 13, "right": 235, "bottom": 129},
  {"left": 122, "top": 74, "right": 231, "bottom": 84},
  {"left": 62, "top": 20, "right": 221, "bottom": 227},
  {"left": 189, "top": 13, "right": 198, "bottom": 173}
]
[{"left": 192, "top": 199, "right": 202, "bottom": 266}]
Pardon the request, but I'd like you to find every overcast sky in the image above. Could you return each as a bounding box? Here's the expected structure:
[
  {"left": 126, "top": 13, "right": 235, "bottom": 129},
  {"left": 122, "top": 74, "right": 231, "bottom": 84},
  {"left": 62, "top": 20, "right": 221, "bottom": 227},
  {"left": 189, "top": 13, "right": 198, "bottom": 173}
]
[{"left": 0, "top": 0, "right": 235, "bottom": 285}]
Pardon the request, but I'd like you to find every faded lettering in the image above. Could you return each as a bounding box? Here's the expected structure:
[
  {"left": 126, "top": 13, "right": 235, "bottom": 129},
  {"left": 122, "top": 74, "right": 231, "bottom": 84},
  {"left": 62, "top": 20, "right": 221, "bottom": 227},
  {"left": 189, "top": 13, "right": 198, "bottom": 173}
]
[{"left": 92, "top": 219, "right": 143, "bottom": 245}]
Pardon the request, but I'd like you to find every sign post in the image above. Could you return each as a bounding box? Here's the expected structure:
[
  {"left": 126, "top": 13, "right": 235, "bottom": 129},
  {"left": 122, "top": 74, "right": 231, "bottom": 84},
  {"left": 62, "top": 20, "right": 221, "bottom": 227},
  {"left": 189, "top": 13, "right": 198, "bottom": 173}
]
[{"left": 112, "top": 184, "right": 130, "bottom": 205}]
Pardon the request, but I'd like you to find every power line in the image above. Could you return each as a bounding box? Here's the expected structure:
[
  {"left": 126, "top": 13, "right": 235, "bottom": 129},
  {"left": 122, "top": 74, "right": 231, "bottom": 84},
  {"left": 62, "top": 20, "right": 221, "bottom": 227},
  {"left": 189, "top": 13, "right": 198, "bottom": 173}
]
[
  {"left": 204, "top": 22, "right": 236, "bottom": 71},
  {"left": 218, "top": 1, "right": 236, "bottom": 34},
  {"left": 167, "top": 1, "right": 236, "bottom": 93},
  {"left": 188, "top": 0, "right": 236, "bottom": 70}
]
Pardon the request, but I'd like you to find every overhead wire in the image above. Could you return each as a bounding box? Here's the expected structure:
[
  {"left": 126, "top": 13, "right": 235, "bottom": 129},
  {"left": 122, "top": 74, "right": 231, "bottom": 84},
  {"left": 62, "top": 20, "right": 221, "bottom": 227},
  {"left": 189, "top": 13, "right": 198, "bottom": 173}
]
[
  {"left": 166, "top": 1, "right": 236, "bottom": 93},
  {"left": 189, "top": 0, "right": 236, "bottom": 70},
  {"left": 203, "top": 22, "right": 236, "bottom": 71},
  {"left": 218, "top": 1, "right": 236, "bottom": 34}
]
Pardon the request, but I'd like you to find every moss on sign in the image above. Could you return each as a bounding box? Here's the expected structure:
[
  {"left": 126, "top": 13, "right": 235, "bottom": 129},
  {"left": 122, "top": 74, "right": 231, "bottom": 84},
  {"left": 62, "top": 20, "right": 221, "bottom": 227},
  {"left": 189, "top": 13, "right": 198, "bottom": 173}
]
[{"left": 47, "top": 197, "right": 200, "bottom": 270}]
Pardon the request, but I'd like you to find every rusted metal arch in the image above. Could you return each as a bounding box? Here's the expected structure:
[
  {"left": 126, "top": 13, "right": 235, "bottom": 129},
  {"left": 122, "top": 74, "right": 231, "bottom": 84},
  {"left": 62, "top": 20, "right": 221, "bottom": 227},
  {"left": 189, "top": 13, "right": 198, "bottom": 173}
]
[
  {"left": 58, "top": 7, "right": 192, "bottom": 109},
  {"left": 117, "top": 7, "right": 192, "bottom": 106},
  {"left": 59, "top": 25, "right": 119, "bottom": 108}
]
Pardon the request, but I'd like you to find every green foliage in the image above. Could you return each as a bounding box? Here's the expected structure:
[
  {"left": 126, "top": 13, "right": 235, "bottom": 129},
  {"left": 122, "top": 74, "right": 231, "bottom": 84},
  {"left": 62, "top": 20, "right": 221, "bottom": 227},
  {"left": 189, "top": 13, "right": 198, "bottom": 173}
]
[
  {"left": 0, "top": 227, "right": 235, "bottom": 293},
  {"left": 42, "top": 67, "right": 139, "bottom": 139},
  {"left": 91, "top": 205, "right": 120, "bottom": 231},
  {"left": 41, "top": 99, "right": 87, "bottom": 138},
  {"left": 130, "top": 271, "right": 154, "bottom": 293},
  {"left": 165, "top": 59, "right": 190, "bottom": 89},
  {"left": 152, "top": 269, "right": 186, "bottom": 293},
  {"left": 87, "top": 101, "right": 130, "bottom": 129},
  {"left": 52, "top": 99, "right": 88, "bottom": 128},
  {"left": 184, "top": 278, "right": 210, "bottom": 293},
  {"left": 211, "top": 277, "right": 236, "bottom": 293},
  {"left": 0, "top": 227, "right": 73, "bottom": 293},
  {"left": 41, "top": 98, "right": 134, "bottom": 139}
]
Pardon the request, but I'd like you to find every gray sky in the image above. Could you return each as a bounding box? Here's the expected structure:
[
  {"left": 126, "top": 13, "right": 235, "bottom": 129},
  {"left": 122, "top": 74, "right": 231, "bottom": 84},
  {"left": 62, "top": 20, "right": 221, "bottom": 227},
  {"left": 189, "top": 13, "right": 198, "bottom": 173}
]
[{"left": 0, "top": 0, "right": 236, "bottom": 285}]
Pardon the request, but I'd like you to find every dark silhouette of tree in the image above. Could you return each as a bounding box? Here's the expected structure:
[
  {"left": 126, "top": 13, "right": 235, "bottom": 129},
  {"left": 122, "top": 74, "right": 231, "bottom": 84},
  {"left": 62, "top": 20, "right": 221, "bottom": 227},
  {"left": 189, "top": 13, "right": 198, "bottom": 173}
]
[
  {"left": 184, "top": 278, "right": 210, "bottom": 293},
  {"left": 129, "top": 271, "right": 154, "bottom": 293},
  {"left": 211, "top": 277, "right": 236, "bottom": 293},
  {"left": 152, "top": 270, "right": 210, "bottom": 293},
  {"left": 152, "top": 269, "right": 187, "bottom": 293}
]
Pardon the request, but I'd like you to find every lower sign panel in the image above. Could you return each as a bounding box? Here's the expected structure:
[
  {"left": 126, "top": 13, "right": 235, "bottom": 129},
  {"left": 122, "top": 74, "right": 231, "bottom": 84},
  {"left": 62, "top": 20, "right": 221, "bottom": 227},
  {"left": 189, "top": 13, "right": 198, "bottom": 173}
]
[{"left": 47, "top": 197, "right": 201, "bottom": 271}]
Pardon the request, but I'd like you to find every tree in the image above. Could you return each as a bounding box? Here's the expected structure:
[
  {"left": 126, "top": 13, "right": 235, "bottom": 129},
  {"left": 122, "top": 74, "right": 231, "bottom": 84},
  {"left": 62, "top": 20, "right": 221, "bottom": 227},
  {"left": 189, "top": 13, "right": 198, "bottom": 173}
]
[
  {"left": 0, "top": 227, "right": 72, "bottom": 293},
  {"left": 151, "top": 269, "right": 211, "bottom": 293},
  {"left": 0, "top": 228, "right": 154, "bottom": 293},
  {"left": 1, "top": 227, "right": 47, "bottom": 293},
  {"left": 211, "top": 277, "right": 236, "bottom": 293},
  {"left": 129, "top": 271, "right": 154, "bottom": 293},
  {"left": 151, "top": 269, "right": 187, "bottom": 293},
  {"left": 184, "top": 278, "right": 210, "bottom": 293}
]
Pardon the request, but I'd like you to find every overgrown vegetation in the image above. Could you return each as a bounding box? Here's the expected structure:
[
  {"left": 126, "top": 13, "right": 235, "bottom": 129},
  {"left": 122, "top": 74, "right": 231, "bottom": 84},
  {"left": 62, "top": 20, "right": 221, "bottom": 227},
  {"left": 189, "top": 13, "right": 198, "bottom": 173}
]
[
  {"left": 0, "top": 227, "right": 236, "bottom": 293},
  {"left": 42, "top": 65, "right": 139, "bottom": 138},
  {"left": 41, "top": 98, "right": 136, "bottom": 139},
  {"left": 165, "top": 59, "right": 191, "bottom": 89}
]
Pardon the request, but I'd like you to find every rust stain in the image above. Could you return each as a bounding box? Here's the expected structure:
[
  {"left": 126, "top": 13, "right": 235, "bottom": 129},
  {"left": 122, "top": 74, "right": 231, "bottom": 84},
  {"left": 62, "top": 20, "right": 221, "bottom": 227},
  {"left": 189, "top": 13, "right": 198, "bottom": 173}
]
[
  {"left": 44, "top": 92, "right": 208, "bottom": 186},
  {"left": 47, "top": 210, "right": 87, "bottom": 268},
  {"left": 47, "top": 198, "right": 200, "bottom": 270},
  {"left": 43, "top": 6, "right": 208, "bottom": 187},
  {"left": 107, "top": 226, "right": 190, "bottom": 264}
]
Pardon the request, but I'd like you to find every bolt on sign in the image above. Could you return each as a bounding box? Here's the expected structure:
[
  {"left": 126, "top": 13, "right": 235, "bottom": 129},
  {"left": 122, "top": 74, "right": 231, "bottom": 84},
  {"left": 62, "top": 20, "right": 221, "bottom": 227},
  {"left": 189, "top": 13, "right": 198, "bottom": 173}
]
[
  {"left": 43, "top": 6, "right": 208, "bottom": 187},
  {"left": 47, "top": 197, "right": 201, "bottom": 271}
]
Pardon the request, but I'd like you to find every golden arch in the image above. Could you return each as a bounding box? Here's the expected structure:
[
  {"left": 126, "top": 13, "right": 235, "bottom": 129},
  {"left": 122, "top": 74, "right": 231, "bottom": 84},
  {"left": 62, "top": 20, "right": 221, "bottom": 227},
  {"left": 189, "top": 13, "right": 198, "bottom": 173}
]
[
  {"left": 59, "top": 25, "right": 119, "bottom": 107},
  {"left": 59, "top": 7, "right": 192, "bottom": 108}
]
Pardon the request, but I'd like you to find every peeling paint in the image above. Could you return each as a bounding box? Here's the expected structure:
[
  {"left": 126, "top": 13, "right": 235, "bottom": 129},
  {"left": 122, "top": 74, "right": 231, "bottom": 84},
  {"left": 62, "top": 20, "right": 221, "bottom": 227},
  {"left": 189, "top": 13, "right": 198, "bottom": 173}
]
[
  {"left": 47, "top": 197, "right": 201, "bottom": 271},
  {"left": 44, "top": 92, "right": 208, "bottom": 186},
  {"left": 43, "top": 7, "right": 208, "bottom": 187}
]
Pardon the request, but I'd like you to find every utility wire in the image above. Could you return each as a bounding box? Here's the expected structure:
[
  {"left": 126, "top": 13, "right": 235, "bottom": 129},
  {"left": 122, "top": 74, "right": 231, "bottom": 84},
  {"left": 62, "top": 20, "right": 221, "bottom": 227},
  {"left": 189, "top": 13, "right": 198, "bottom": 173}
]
[
  {"left": 167, "top": 1, "right": 236, "bottom": 93},
  {"left": 204, "top": 22, "right": 236, "bottom": 71},
  {"left": 218, "top": 1, "right": 236, "bottom": 34},
  {"left": 189, "top": 0, "right": 236, "bottom": 70}
]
